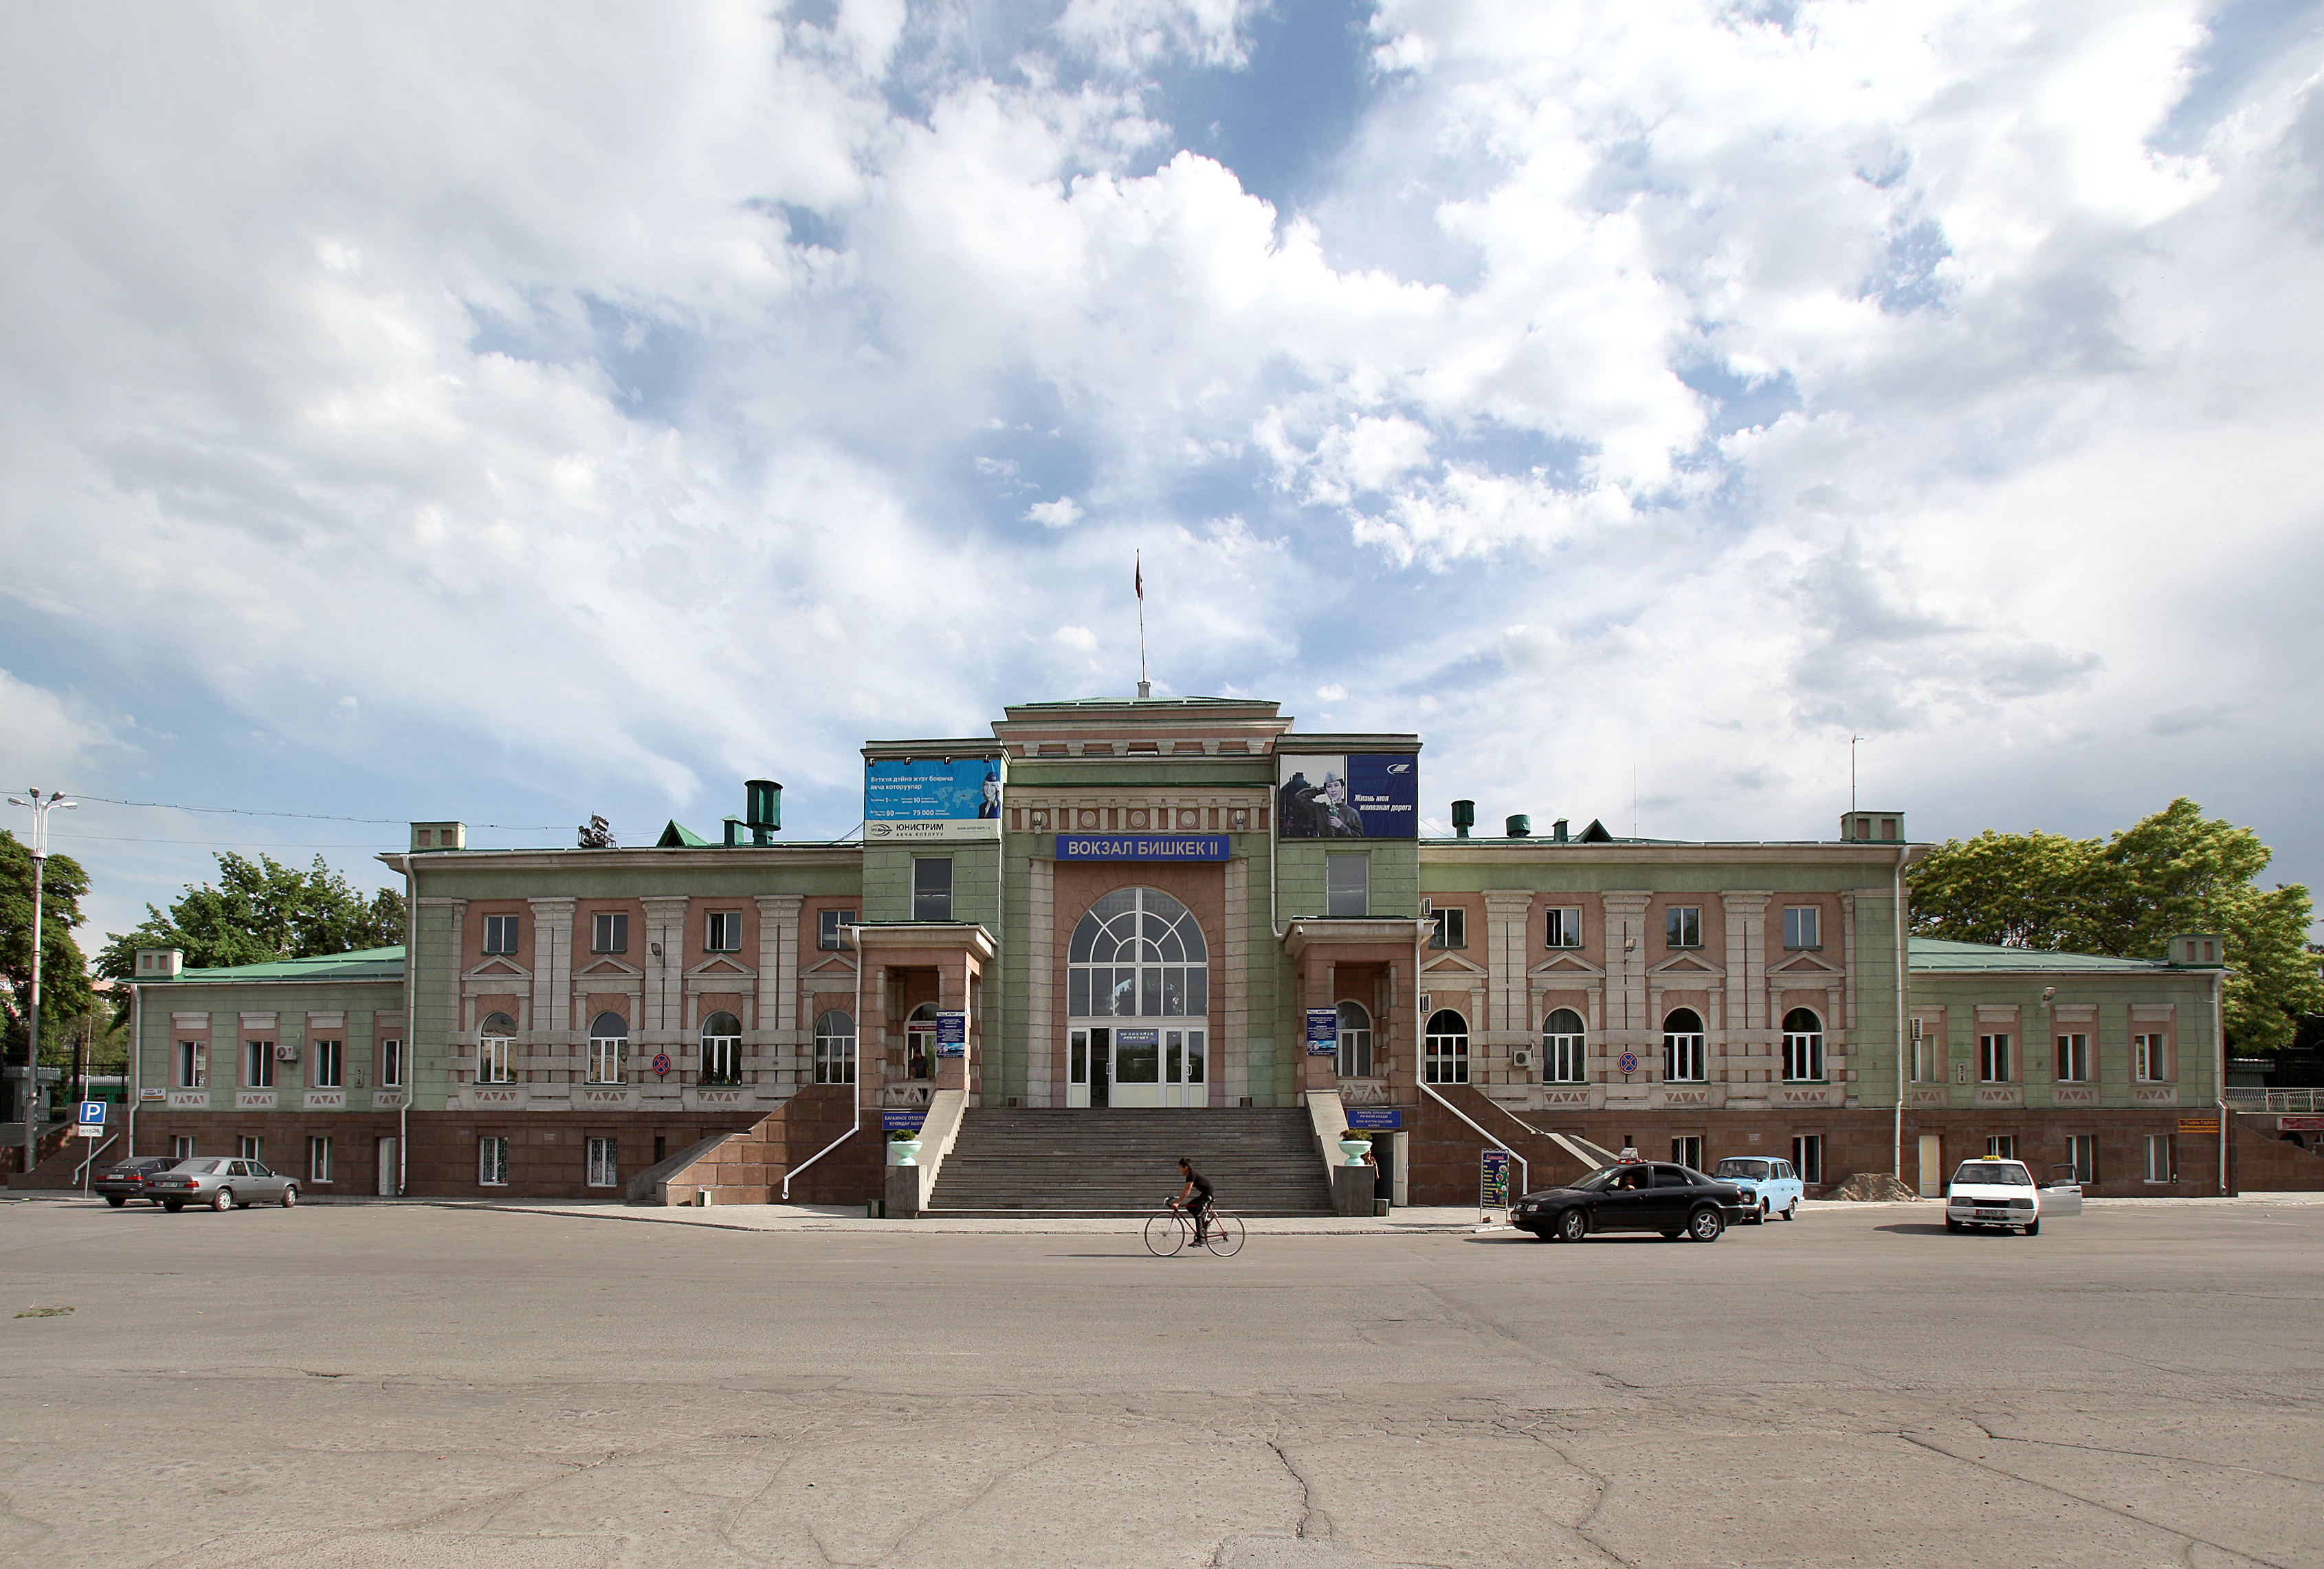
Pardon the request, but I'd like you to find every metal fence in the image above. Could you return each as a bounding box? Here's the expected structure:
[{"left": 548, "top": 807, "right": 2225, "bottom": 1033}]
[{"left": 2224, "top": 1087, "right": 2323, "bottom": 1112}]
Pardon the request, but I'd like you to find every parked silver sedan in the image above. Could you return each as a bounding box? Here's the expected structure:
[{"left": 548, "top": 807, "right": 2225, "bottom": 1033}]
[{"left": 146, "top": 1157, "right": 299, "bottom": 1212}]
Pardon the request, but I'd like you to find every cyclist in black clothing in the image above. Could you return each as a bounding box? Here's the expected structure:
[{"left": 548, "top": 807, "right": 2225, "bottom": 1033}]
[{"left": 1173, "top": 1159, "right": 1215, "bottom": 1248}]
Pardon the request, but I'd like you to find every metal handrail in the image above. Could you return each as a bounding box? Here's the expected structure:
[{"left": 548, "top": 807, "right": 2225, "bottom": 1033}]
[
  {"left": 2224, "top": 1088, "right": 2322, "bottom": 1112},
  {"left": 74, "top": 1134, "right": 119, "bottom": 1190}
]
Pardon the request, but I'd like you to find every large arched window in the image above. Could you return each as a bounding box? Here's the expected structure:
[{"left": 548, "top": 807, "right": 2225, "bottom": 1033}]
[
  {"left": 813, "top": 1010, "right": 856, "bottom": 1085},
  {"left": 478, "top": 1011, "right": 516, "bottom": 1085},
  {"left": 700, "top": 1011, "right": 742, "bottom": 1086},
  {"left": 1336, "top": 1000, "right": 1373, "bottom": 1078},
  {"left": 1542, "top": 1008, "right": 1586, "bottom": 1084},
  {"left": 587, "top": 1012, "right": 628, "bottom": 1084},
  {"left": 1424, "top": 1008, "right": 1470, "bottom": 1084},
  {"left": 1067, "top": 888, "right": 1208, "bottom": 1019},
  {"left": 1782, "top": 1008, "right": 1825, "bottom": 1082},
  {"left": 1663, "top": 1008, "right": 1705, "bottom": 1083}
]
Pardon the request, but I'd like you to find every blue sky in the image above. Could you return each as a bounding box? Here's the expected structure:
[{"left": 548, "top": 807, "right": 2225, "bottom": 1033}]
[{"left": 3, "top": 0, "right": 2323, "bottom": 947}]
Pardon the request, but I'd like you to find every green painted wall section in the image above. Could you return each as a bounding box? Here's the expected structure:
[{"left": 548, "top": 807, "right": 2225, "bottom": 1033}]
[
  {"left": 1274, "top": 841, "right": 1421, "bottom": 921},
  {"left": 412, "top": 858, "right": 862, "bottom": 902},
  {"left": 131, "top": 980, "right": 404, "bottom": 1109},
  {"left": 1907, "top": 970, "right": 2219, "bottom": 1107}
]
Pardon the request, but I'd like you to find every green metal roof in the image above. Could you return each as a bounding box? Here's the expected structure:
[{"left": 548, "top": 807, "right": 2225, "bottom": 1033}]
[
  {"left": 172, "top": 946, "right": 407, "bottom": 983},
  {"left": 656, "top": 819, "right": 715, "bottom": 847},
  {"left": 1909, "top": 937, "right": 2174, "bottom": 974}
]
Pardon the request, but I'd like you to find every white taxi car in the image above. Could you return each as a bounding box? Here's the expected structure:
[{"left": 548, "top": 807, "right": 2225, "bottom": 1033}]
[{"left": 1944, "top": 1157, "right": 2049, "bottom": 1235}]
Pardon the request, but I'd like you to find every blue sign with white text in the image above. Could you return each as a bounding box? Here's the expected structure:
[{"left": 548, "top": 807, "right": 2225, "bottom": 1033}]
[
  {"left": 882, "top": 1111, "right": 929, "bottom": 1131},
  {"left": 865, "top": 757, "right": 1004, "bottom": 822},
  {"left": 77, "top": 1100, "right": 107, "bottom": 1126},
  {"left": 1053, "top": 834, "right": 1230, "bottom": 861},
  {"left": 1277, "top": 753, "right": 1417, "bottom": 838},
  {"left": 1345, "top": 1108, "right": 1402, "bottom": 1130},
  {"left": 1305, "top": 1008, "right": 1340, "bottom": 1056}
]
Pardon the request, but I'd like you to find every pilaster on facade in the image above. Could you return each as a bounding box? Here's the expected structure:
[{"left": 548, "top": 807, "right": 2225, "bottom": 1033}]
[
  {"left": 529, "top": 898, "right": 576, "bottom": 1038},
  {"left": 1482, "top": 891, "right": 1534, "bottom": 1044},
  {"left": 1720, "top": 892, "right": 1770, "bottom": 1035},
  {"left": 1222, "top": 856, "right": 1247, "bottom": 1109},
  {"left": 1601, "top": 892, "right": 1652, "bottom": 1041},
  {"left": 641, "top": 896, "right": 691, "bottom": 1041},
  {"left": 1025, "top": 858, "right": 1054, "bottom": 1107},
  {"left": 755, "top": 895, "right": 802, "bottom": 1038}
]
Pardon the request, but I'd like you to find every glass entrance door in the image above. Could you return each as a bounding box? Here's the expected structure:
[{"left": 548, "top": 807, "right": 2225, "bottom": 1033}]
[
  {"left": 1106, "top": 1027, "right": 1204, "bottom": 1108},
  {"left": 1067, "top": 1028, "right": 1109, "bottom": 1108}
]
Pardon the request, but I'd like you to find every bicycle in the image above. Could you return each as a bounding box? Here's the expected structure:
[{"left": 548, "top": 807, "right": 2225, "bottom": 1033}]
[{"left": 1144, "top": 1199, "right": 1246, "bottom": 1258}]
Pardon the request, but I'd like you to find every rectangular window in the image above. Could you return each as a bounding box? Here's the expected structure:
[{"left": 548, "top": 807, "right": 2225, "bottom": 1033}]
[
  {"left": 586, "top": 1137, "right": 618, "bottom": 1188},
  {"left": 477, "top": 1035, "right": 513, "bottom": 1084},
  {"left": 311, "top": 1040, "right": 344, "bottom": 1089},
  {"left": 1782, "top": 1027, "right": 1824, "bottom": 1082},
  {"left": 1671, "top": 1135, "right": 1704, "bottom": 1170},
  {"left": 478, "top": 1136, "right": 509, "bottom": 1187},
  {"left": 700, "top": 1033, "right": 742, "bottom": 1086},
  {"left": 1665, "top": 906, "right": 1701, "bottom": 948},
  {"left": 913, "top": 858, "right": 953, "bottom": 922},
  {"left": 706, "top": 911, "right": 742, "bottom": 953},
  {"left": 482, "top": 914, "right": 520, "bottom": 955},
  {"left": 818, "top": 909, "right": 858, "bottom": 950},
  {"left": 176, "top": 1041, "right": 206, "bottom": 1089},
  {"left": 379, "top": 1039, "right": 403, "bottom": 1088},
  {"left": 2133, "top": 1033, "right": 2168, "bottom": 1082},
  {"left": 237, "top": 1135, "right": 264, "bottom": 1162},
  {"left": 2143, "top": 1134, "right": 2175, "bottom": 1183},
  {"left": 1978, "top": 1033, "right": 2013, "bottom": 1082},
  {"left": 1987, "top": 1135, "right": 2017, "bottom": 1159},
  {"left": 586, "top": 1036, "right": 623, "bottom": 1084},
  {"left": 1545, "top": 907, "right": 1582, "bottom": 948},
  {"left": 170, "top": 1135, "right": 195, "bottom": 1161},
  {"left": 1791, "top": 1134, "right": 1823, "bottom": 1184},
  {"left": 1424, "top": 1020, "right": 1469, "bottom": 1084},
  {"left": 1545, "top": 1025, "right": 1586, "bottom": 1084},
  {"left": 2067, "top": 1135, "right": 2099, "bottom": 1184},
  {"left": 2055, "top": 1034, "right": 2090, "bottom": 1082},
  {"left": 1782, "top": 906, "right": 1821, "bottom": 949},
  {"left": 1910, "top": 1021, "right": 1936, "bottom": 1084},
  {"left": 1325, "top": 854, "right": 1369, "bottom": 918},
  {"left": 307, "top": 1135, "right": 332, "bottom": 1183},
  {"left": 246, "top": 1042, "right": 276, "bottom": 1089},
  {"left": 1428, "top": 906, "right": 1466, "bottom": 949},
  {"left": 1664, "top": 1029, "right": 1706, "bottom": 1083},
  {"left": 591, "top": 911, "right": 628, "bottom": 953}
]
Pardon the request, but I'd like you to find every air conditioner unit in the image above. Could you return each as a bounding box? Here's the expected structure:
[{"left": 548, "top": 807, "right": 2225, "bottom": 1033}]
[
  {"left": 1512, "top": 1049, "right": 1531, "bottom": 1068},
  {"left": 274, "top": 1043, "right": 302, "bottom": 1062}
]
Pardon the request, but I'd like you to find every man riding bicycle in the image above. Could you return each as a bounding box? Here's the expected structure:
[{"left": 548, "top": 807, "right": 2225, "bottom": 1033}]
[{"left": 1172, "top": 1159, "right": 1214, "bottom": 1248}]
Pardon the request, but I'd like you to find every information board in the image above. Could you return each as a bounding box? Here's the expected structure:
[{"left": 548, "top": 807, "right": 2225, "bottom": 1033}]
[
  {"left": 1304, "top": 1008, "right": 1340, "bottom": 1056},
  {"left": 864, "top": 757, "right": 1004, "bottom": 842},
  {"left": 1479, "top": 1150, "right": 1512, "bottom": 1211},
  {"left": 1345, "top": 1108, "right": 1403, "bottom": 1131},
  {"left": 936, "top": 1010, "right": 969, "bottom": 1058},
  {"left": 1054, "top": 834, "right": 1230, "bottom": 861},
  {"left": 1276, "top": 753, "right": 1417, "bottom": 839}
]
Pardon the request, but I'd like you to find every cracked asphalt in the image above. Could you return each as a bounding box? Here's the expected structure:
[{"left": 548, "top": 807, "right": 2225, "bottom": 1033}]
[{"left": 1, "top": 1195, "right": 2319, "bottom": 1568}]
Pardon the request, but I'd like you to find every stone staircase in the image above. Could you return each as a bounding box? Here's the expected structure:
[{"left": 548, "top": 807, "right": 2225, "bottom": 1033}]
[{"left": 924, "top": 1108, "right": 1335, "bottom": 1217}]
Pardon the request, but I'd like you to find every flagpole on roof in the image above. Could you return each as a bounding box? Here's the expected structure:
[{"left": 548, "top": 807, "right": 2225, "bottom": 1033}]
[{"left": 1136, "top": 550, "right": 1151, "bottom": 699}]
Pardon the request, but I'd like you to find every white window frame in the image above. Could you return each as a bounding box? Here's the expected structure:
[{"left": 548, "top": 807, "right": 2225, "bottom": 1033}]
[
  {"left": 2066, "top": 1135, "right": 2099, "bottom": 1184},
  {"left": 591, "top": 911, "right": 628, "bottom": 953},
  {"left": 1987, "top": 1135, "right": 2017, "bottom": 1159},
  {"left": 2133, "top": 1033, "right": 2168, "bottom": 1083},
  {"left": 706, "top": 911, "right": 743, "bottom": 953},
  {"left": 1978, "top": 1033, "right": 2013, "bottom": 1083},
  {"left": 307, "top": 1135, "right": 332, "bottom": 1183},
  {"left": 1428, "top": 906, "right": 1465, "bottom": 949},
  {"left": 237, "top": 1135, "right": 264, "bottom": 1162},
  {"left": 2143, "top": 1134, "right": 2174, "bottom": 1183},
  {"left": 1791, "top": 1134, "right": 1823, "bottom": 1184},
  {"left": 311, "top": 1039, "right": 344, "bottom": 1089},
  {"left": 1672, "top": 1135, "right": 1704, "bottom": 1170},
  {"left": 586, "top": 1137, "right": 618, "bottom": 1188},
  {"left": 1545, "top": 907, "right": 1582, "bottom": 948},
  {"left": 1066, "top": 887, "right": 1210, "bottom": 1020},
  {"left": 1782, "top": 906, "right": 1821, "bottom": 950},
  {"left": 913, "top": 858, "right": 953, "bottom": 922},
  {"left": 1325, "top": 854, "right": 1369, "bottom": 918},
  {"left": 586, "top": 1034, "right": 625, "bottom": 1085},
  {"left": 1543, "top": 1009, "right": 1586, "bottom": 1084},
  {"left": 818, "top": 909, "right": 857, "bottom": 950},
  {"left": 1665, "top": 906, "right": 1702, "bottom": 948},
  {"left": 177, "top": 1040, "right": 206, "bottom": 1089},
  {"left": 813, "top": 1011, "right": 856, "bottom": 1085},
  {"left": 245, "top": 1041, "right": 275, "bottom": 1089},
  {"left": 477, "top": 1032, "right": 514, "bottom": 1085},
  {"left": 699, "top": 1014, "right": 743, "bottom": 1086},
  {"left": 170, "top": 1135, "right": 195, "bottom": 1161},
  {"left": 1424, "top": 1010, "right": 1470, "bottom": 1085},
  {"left": 379, "top": 1038, "right": 403, "bottom": 1088},
  {"left": 1663, "top": 1014, "right": 1706, "bottom": 1083},
  {"left": 483, "top": 913, "right": 520, "bottom": 955},
  {"left": 1781, "top": 1010, "right": 1824, "bottom": 1082},
  {"left": 1335, "top": 1001, "right": 1373, "bottom": 1078},
  {"left": 478, "top": 1136, "right": 510, "bottom": 1187},
  {"left": 2055, "top": 1033, "right": 2091, "bottom": 1083}
]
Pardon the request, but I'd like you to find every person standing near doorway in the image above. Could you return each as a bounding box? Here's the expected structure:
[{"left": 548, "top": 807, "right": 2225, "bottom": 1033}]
[{"left": 1173, "top": 1158, "right": 1214, "bottom": 1249}]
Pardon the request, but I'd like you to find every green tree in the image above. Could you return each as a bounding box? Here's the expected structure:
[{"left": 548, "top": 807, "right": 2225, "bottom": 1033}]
[
  {"left": 0, "top": 830, "right": 97, "bottom": 1066},
  {"left": 1910, "top": 799, "right": 2322, "bottom": 1054},
  {"left": 94, "top": 853, "right": 405, "bottom": 1005}
]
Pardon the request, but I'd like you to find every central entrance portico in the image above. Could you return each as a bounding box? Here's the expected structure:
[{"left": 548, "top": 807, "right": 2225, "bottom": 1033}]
[
  {"left": 1067, "top": 1024, "right": 1208, "bottom": 1106},
  {"left": 1063, "top": 886, "right": 1210, "bottom": 1108}
]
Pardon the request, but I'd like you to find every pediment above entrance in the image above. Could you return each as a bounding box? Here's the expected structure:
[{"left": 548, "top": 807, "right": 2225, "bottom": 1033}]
[
  {"left": 462, "top": 957, "right": 530, "bottom": 982},
  {"left": 574, "top": 956, "right": 641, "bottom": 980},
  {"left": 685, "top": 955, "right": 755, "bottom": 980},
  {"left": 1422, "top": 952, "right": 1488, "bottom": 978},
  {"left": 1527, "top": 953, "right": 1604, "bottom": 980},
  {"left": 1767, "top": 950, "right": 1841, "bottom": 979},
  {"left": 1647, "top": 952, "right": 1723, "bottom": 980}
]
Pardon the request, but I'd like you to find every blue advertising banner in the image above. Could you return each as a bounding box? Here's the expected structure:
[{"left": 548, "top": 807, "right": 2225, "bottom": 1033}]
[
  {"left": 1276, "top": 753, "right": 1417, "bottom": 839},
  {"left": 1305, "top": 1008, "right": 1340, "bottom": 1056},
  {"left": 1053, "top": 834, "right": 1230, "bottom": 861},
  {"left": 865, "top": 757, "right": 1004, "bottom": 842},
  {"left": 936, "top": 1010, "right": 969, "bottom": 1058},
  {"left": 1345, "top": 1108, "right": 1402, "bottom": 1130}
]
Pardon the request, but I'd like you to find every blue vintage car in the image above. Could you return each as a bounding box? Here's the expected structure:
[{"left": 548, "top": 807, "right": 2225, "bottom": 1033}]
[{"left": 1710, "top": 1156, "right": 1804, "bottom": 1223}]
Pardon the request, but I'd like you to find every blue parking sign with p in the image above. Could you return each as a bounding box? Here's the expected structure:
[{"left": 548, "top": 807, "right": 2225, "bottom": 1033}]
[{"left": 78, "top": 1100, "right": 107, "bottom": 1125}]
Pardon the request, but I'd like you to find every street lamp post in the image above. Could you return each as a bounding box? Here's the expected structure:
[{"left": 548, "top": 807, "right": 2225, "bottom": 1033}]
[{"left": 8, "top": 789, "right": 76, "bottom": 1173}]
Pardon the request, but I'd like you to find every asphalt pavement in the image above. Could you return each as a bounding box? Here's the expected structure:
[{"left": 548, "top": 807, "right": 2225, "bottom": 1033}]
[{"left": 1, "top": 1193, "right": 2318, "bottom": 1568}]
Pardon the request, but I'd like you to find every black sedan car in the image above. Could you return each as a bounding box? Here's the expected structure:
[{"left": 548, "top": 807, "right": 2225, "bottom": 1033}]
[
  {"left": 1511, "top": 1161, "right": 1754, "bottom": 1243},
  {"left": 93, "top": 1155, "right": 184, "bottom": 1208}
]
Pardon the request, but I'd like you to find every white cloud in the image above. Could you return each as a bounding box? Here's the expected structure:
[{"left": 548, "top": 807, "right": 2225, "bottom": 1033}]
[{"left": 1026, "top": 497, "right": 1085, "bottom": 528}]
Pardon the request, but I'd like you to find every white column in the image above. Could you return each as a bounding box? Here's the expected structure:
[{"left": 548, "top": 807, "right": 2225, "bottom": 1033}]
[
  {"left": 1026, "top": 860, "right": 1055, "bottom": 1107},
  {"left": 641, "top": 897, "right": 691, "bottom": 1045},
  {"left": 1224, "top": 856, "right": 1249, "bottom": 1108}
]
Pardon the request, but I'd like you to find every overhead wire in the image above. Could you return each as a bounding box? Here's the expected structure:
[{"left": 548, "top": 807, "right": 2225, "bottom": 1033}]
[{"left": 62, "top": 794, "right": 566, "bottom": 830}]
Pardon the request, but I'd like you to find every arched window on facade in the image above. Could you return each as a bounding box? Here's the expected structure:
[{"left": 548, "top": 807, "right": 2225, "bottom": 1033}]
[
  {"left": 1542, "top": 1008, "right": 1586, "bottom": 1084},
  {"left": 905, "top": 1003, "right": 939, "bottom": 1080},
  {"left": 1782, "top": 1008, "right": 1825, "bottom": 1082},
  {"left": 1424, "top": 1008, "right": 1470, "bottom": 1084},
  {"left": 813, "top": 1010, "right": 856, "bottom": 1085},
  {"left": 587, "top": 1012, "right": 628, "bottom": 1084},
  {"left": 700, "top": 1011, "right": 742, "bottom": 1086},
  {"left": 478, "top": 1011, "right": 516, "bottom": 1085},
  {"left": 1067, "top": 888, "right": 1208, "bottom": 1018},
  {"left": 1336, "top": 1000, "right": 1373, "bottom": 1078},
  {"left": 1663, "top": 1008, "right": 1706, "bottom": 1083}
]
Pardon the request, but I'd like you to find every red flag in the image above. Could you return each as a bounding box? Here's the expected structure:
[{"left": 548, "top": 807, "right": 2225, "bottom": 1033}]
[{"left": 1135, "top": 553, "right": 1143, "bottom": 601}]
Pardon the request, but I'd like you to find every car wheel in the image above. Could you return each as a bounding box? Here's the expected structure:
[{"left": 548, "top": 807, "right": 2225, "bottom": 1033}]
[
  {"left": 211, "top": 1188, "right": 234, "bottom": 1212},
  {"left": 1945, "top": 1216, "right": 1962, "bottom": 1233},
  {"left": 280, "top": 1186, "right": 298, "bottom": 1208},
  {"left": 1782, "top": 1200, "right": 1799, "bottom": 1221},
  {"left": 104, "top": 1194, "right": 126, "bottom": 1208},
  {"left": 1753, "top": 1200, "right": 1769, "bottom": 1225},
  {"left": 163, "top": 1200, "right": 184, "bottom": 1213},
  {"left": 2023, "top": 1219, "right": 2039, "bottom": 1236},
  {"left": 1556, "top": 1208, "right": 1588, "bottom": 1243},
  {"left": 1687, "top": 1206, "right": 1725, "bottom": 1243}
]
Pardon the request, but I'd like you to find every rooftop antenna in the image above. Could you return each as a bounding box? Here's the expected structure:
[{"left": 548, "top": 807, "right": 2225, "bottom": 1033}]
[
  {"left": 1850, "top": 734, "right": 1864, "bottom": 814},
  {"left": 1135, "top": 550, "right": 1151, "bottom": 699}
]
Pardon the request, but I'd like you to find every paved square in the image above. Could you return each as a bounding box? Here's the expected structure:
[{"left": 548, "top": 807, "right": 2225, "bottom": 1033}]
[{"left": 1, "top": 1196, "right": 2317, "bottom": 1568}]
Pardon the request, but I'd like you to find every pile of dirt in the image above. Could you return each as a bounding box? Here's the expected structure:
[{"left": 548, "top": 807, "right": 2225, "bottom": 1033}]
[{"left": 1820, "top": 1172, "right": 1919, "bottom": 1202}]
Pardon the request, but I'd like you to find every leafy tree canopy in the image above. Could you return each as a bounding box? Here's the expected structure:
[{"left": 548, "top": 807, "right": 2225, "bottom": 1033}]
[
  {"left": 1, "top": 830, "right": 96, "bottom": 1055},
  {"left": 94, "top": 853, "right": 404, "bottom": 1007},
  {"left": 1909, "top": 799, "right": 2322, "bottom": 1053}
]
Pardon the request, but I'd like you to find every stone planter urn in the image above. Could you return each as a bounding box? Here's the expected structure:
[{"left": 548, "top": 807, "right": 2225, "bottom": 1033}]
[
  {"left": 889, "top": 1137, "right": 924, "bottom": 1168},
  {"left": 1337, "top": 1137, "right": 1373, "bottom": 1167}
]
